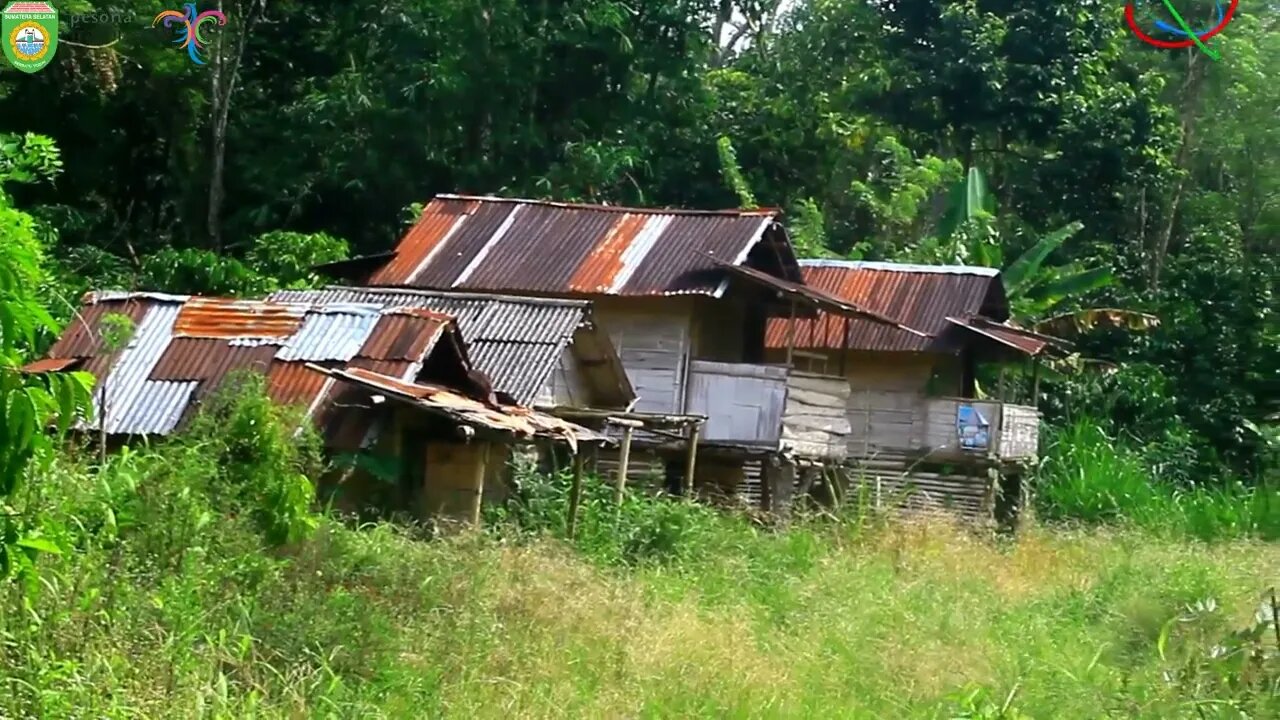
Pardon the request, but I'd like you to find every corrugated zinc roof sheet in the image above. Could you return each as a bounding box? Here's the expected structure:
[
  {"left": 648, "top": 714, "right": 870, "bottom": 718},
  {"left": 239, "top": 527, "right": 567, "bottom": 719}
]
[
  {"left": 357, "top": 310, "right": 450, "bottom": 362},
  {"left": 43, "top": 293, "right": 481, "bottom": 438},
  {"left": 274, "top": 305, "right": 381, "bottom": 361},
  {"left": 48, "top": 299, "right": 149, "bottom": 358},
  {"left": 93, "top": 302, "right": 183, "bottom": 433},
  {"left": 764, "top": 260, "right": 1008, "bottom": 354},
  {"left": 174, "top": 298, "right": 307, "bottom": 339},
  {"left": 365, "top": 195, "right": 790, "bottom": 297},
  {"left": 268, "top": 286, "right": 594, "bottom": 405}
]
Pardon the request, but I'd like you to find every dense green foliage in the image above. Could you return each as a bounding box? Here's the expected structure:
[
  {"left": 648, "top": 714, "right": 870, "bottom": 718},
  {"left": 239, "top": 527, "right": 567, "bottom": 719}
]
[{"left": 0, "top": 0, "right": 1272, "bottom": 482}]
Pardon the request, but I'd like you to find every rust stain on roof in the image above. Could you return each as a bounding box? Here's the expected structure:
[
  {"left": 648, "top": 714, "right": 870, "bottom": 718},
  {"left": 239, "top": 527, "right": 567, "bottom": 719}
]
[
  {"left": 266, "top": 362, "right": 333, "bottom": 408},
  {"left": 173, "top": 298, "right": 306, "bottom": 339},
  {"left": 358, "top": 312, "right": 450, "bottom": 363},
  {"left": 363, "top": 195, "right": 794, "bottom": 297},
  {"left": 568, "top": 213, "right": 647, "bottom": 293},
  {"left": 369, "top": 200, "right": 477, "bottom": 286},
  {"left": 765, "top": 261, "right": 1009, "bottom": 354}
]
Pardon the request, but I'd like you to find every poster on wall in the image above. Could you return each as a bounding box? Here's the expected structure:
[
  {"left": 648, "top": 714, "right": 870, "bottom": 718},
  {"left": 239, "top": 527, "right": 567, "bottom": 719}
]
[{"left": 956, "top": 404, "right": 990, "bottom": 451}]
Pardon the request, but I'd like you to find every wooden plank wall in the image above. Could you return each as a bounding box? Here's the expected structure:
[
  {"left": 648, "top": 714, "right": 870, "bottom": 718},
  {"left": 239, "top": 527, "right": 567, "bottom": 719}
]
[
  {"left": 594, "top": 300, "right": 692, "bottom": 415},
  {"left": 843, "top": 353, "right": 936, "bottom": 457},
  {"left": 1000, "top": 404, "right": 1040, "bottom": 459},
  {"left": 534, "top": 346, "right": 591, "bottom": 408},
  {"left": 780, "top": 372, "right": 850, "bottom": 459},
  {"left": 686, "top": 360, "right": 787, "bottom": 445}
]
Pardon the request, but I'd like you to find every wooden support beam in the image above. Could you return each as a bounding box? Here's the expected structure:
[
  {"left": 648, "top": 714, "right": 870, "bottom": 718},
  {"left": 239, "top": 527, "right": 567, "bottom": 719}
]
[
  {"left": 1031, "top": 360, "right": 1041, "bottom": 405},
  {"left": 567, "top": 451, "right": 585, "bottom": 538},
  {"left": 682, "top": 422, "right": 701, "bottom": 500},
  {"left": 613, "top": 425, "right": 634, "bottom": 505},
  {"left": 785, "top": 299, "right": 797, "bottom": 367}
]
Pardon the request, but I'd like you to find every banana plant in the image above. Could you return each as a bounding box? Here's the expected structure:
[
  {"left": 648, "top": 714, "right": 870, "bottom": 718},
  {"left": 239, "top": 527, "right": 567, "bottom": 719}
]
[
  {"left": 938, "top": 167, "right": 1158, "bottom": 341},
  {"left": 932, "top": 168, "right": 1159, "bottom": 387}
]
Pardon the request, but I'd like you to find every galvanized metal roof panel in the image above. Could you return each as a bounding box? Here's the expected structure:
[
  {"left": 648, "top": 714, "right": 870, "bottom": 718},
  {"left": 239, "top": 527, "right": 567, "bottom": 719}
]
[
  {"left": 274, "top": 306, "right": 381, "bottom": 361},
  {"left": 93, "top": 302, "right": 182, "bottom": 433},
  {"left": 268, "top": 287, "right": 592, "bottom": 405},
  {"left": 109, "top": 381, "right": 198, "bottom": 435}
]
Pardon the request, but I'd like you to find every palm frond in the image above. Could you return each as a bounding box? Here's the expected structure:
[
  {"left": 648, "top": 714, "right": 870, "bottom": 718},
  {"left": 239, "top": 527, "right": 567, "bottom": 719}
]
[{"left": 1033, "top": 308, "right": 1160, "bottom": 338}]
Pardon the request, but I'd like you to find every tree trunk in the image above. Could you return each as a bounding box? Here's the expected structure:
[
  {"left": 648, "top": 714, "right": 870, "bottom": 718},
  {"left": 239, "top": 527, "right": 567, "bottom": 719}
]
[
  {"left": 1149, "top": 51, "right": 1206, "bottom": 290},
  {"left": 207, "top": 1, "right": 266, "bottom": 251}
]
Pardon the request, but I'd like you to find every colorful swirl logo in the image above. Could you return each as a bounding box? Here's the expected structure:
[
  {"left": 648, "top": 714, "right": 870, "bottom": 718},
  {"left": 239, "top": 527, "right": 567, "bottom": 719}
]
[
  {"left": 1125, "top": 0, "right": 1238, "bottom": 59},
  {"left": 152, "top": 3, "right": 227, "bottom": 65}
]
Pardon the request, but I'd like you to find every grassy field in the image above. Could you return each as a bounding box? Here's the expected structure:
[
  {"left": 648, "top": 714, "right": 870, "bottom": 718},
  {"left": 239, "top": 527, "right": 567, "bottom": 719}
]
[
  {"left": 2, "top": 394, "right": 1276, "bottom": 718},
  {"left": 3, "top": 465, "right": 1277, "bottom": 718}
]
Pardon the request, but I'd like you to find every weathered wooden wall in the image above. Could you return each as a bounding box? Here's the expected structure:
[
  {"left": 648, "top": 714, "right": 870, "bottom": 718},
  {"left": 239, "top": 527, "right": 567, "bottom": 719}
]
[
  {"left": 843, "top": 352, "right": 935, "bottom": 457},
  {"left": 1000, "top": 404, "right": 1040, "bottom": 459},
  {"left": 686, "top": 360, "right": 787, "bottom": 446},
  {"left": 780, "top": 371, "right": 850, "bottom": 460},
  {"left": 691, "top": 295, "right": 747, "bottom": 363},
  {"left": 594, "top": 298, "right": 693, "bottom": 414},
  {"left": 534, "top": 346, "right": 591, "bottom": 407}
]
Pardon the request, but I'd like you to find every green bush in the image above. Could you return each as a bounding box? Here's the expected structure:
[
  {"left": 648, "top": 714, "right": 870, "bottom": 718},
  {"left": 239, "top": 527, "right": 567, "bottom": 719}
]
[{"left": 1037, "top": 419, "right": 1280, "bottom": 540}]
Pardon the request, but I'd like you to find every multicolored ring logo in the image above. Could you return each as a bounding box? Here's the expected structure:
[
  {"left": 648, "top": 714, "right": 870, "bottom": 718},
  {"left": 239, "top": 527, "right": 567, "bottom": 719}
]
[{"left": 1125, "top": 0, "right": 1238, "bottom": 50}]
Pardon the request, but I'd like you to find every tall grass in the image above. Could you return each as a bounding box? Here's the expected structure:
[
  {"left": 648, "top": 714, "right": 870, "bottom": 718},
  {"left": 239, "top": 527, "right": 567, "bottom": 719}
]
[
  {"left": 1037, "top": 420, "right": 1280, "bottom": 540},
  {"left": 1, "top": 389, "right": 1276, "bottom": 718}
]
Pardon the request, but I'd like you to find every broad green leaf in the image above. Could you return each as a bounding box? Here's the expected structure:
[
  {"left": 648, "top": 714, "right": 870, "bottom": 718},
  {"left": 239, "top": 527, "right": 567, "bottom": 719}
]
[
  {"left": 1025, "top": 267, "right": 1114, "bottom": 304},
  {"left": 964, "top": 166, "right": 990, "bottom": 219},
  {"left": 1003, "top": 222, "right": 1083, "bottom": 295},
  {"left": 15, "top": 536, "right": 61, "bottom": 555}
]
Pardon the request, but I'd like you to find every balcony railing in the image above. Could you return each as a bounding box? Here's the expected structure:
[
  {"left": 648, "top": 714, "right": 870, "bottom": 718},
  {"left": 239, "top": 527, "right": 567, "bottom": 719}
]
[{"left": 847, "top": 391, "right": 1040, "bottom": 462}]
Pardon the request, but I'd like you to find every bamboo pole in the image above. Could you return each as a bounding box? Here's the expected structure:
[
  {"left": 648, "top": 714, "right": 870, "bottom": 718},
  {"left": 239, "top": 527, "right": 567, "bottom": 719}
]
[
  {"left": 613, "top": 426, "right": 634, "bottom": 505},
  {"left": 469, "top": 442, "right": 490, "bottom": 526},
  {"left": 1031, "top": 360, "right": 1041, "bottom": 405},
  {"left": 682, "top": 422, "right": 701, "bottom": 500},
  {"left": 566, "top": 451, "right": 585, "bottom": 538}
]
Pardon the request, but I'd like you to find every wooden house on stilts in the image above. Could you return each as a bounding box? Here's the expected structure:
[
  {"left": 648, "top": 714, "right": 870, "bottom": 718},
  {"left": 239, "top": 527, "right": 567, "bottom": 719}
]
[{"left": 321, "top": 195, "right": 914, "bottom": 516}]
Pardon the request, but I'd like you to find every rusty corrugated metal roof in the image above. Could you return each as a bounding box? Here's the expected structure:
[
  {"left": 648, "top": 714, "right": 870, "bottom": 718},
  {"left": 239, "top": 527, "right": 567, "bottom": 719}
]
[
  {"left": 357, "top": 309, "right": 450, "bottom": 363},
  {"left": 266, "top": 362, "right": 333, "bottom": 408},
  {"left": 315, "top": 365, "right": 609, "bottom": 448},
  {"left": 268, "top": 286, "right": 632, "bottom": 406},
  {"left": 945, "top": 317, "right": 1068, "bottom": 358},
  {"left": 33, "top": 293, "right": 474, "bottom": 438},
  {"left": 363, "top": 195, "right": 798, "bottom": 297},
  {"left": 47, "top": 299, "right": 149, "bottom": 358},
  {"left": 22, "top": 357, "right": 83, "bottom": 373},
  {"left": 765, "top": 260, "right": 1009, "bottom": 354},
  {"left": 173, "top": 297, "right": 307, "bottom": 339}
]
